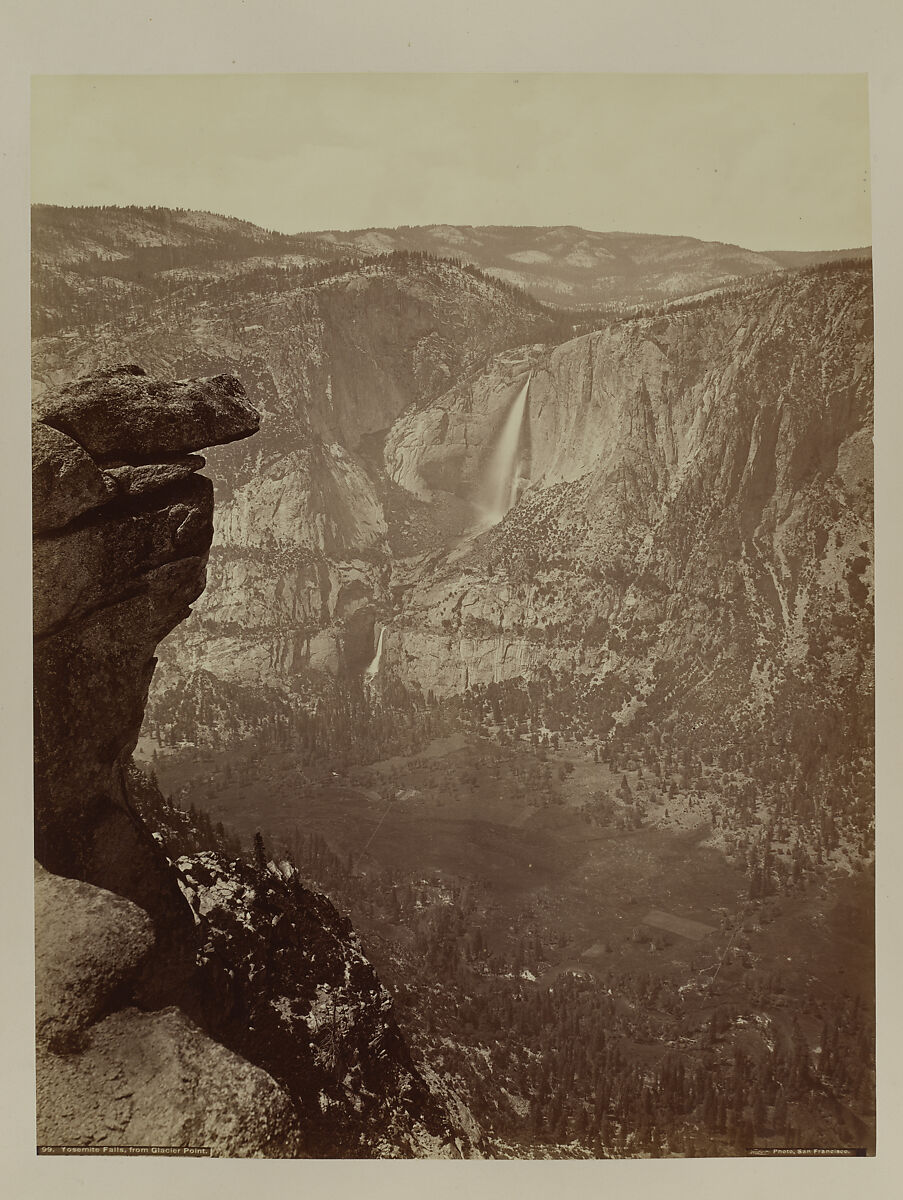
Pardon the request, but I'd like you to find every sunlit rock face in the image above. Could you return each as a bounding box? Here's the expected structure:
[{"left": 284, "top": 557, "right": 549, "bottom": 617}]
[
  {"left": 135, "top": 265, "right": 871, "bottom": 772},
  {"left": 388, "top": 270, "right": 872, "bottom": 512},
  {"left": 382, "top": 268, "right": 873, "bottom": 758},
  {"left": 34, "top": 861, "right": 305, "bottom": 1158}
]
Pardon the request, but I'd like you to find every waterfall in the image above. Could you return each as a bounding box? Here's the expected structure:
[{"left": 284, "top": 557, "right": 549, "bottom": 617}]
[
  {"left": 483, "top": 373, "right": 530, "bottom": 525},
  {"left": 365, "top": 626, "right": 385, "bottom": 678}
]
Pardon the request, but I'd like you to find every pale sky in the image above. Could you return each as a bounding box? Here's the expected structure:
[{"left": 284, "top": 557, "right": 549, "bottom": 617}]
[{"left": 32, "top": 73, "right": 871, "bottom": 251}]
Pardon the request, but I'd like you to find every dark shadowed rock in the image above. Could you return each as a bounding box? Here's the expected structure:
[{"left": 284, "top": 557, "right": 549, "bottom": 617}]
[
  {"left": 166, "top": 847, "right": 466, "bottom": 1157},
  {"left": 32, "top": 366, "right": 256, "bottom": 939},
  {"left": 32, "top": 421, "right": 112, "bottom": 533},
  {"left": 103, "top": 456, "right": 206, "bottom": 497},
  {"left": 34, "top": 552, "right": 211, "bottom": 924},
  {"left": 35, "top": 862, "right": 155, "bottom": 1052},
  {"left": 33, "top": 473, "right": 214, "bottom": 637},
  {"left": 35, "top": 365, "right": 261, "bottom": 461}
]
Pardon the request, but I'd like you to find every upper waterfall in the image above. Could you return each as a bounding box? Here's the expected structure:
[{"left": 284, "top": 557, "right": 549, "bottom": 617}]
[{"left": 482, "top": 372, "right": 531, "bottom": 526}]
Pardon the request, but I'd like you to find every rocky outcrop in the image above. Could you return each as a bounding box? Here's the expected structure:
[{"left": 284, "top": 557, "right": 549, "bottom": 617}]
[
  {"left": 35, "top": 861, "right": 155, "bottom": 1052},
  {"left": 32, "top": 362, "right": 475, "bottom": 1156},
  {"left": 35, "top": 863, "right": 303, "bottom": 1157},
  {"left": 32, "top": 421, "right": 113, "bottom": 533},
  {"left": 30, "top": 365, "right": 310, "bottom": 1152},
  {"left": 38, "top": 1007, "right": 303, "bottom": 1157},
  {"left": 33, "top": 365, "right": 259, "bottom": 921},
  {"left": 34, "top": 364, "right": 259, "bottom": 460},
  {"left": 169, "top": 848, "right": 470, "bottom": 1157}
]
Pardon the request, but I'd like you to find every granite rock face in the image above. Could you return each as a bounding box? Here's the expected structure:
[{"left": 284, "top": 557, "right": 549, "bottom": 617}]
[
  {"left": 32, "top": 366, "right": 260, "bottom": 921},
  {"left": 34, "top": 364, "right": 260, "bottom": 461},
  {"left": 32, "top": 420, "right": 112, "bottom": 533},
  {"left": 123, "top": 264, "right": 867, "bottom": 760},
  {"left": 37, "top": 1006, "right": 304, "bottom": 1158},
  {"left": 379, "top": 268, "right": 874, "bottom": 731},
  {"left": 32, "top": 366, "right": 309, "bottom": 1156},
  {"left": 34, "top": 861, "right": 155, "bottom": 1052},
  {"left": 35, "top": 863, "right": 303, "bottom": 1158},
  {"left": 104, "top": 456, "right": 206, "bottom": 497}
]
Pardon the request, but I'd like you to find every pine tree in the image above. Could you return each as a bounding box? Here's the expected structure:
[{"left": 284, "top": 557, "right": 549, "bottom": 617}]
[{"left": 253, "top": 829, "right": 268, "bottom": 872}]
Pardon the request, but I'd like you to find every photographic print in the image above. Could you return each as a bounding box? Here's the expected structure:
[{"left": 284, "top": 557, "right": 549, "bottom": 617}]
[{"left": 29, "top": 71, "right": 874, "bottom": 1159}]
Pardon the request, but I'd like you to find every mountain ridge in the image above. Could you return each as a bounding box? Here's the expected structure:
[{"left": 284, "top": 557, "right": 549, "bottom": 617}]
[
  {"left": 311, "top": 222, "right": 871, "bottom": 307},
  {"left": 33, "top": 204, "right": 871, "bottom": 314}
]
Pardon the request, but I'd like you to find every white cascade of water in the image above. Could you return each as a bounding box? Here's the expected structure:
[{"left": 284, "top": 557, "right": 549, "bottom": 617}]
[
  {"left": 365, "top": 626, "right": 385, "bottom": 678},
  {"left": 484, "top": 373, "right": 530, "bottom": 525}
]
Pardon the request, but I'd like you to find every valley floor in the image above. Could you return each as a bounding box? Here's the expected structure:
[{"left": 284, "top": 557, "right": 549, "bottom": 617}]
[{"left": 138, "top": 723, "right": 875, "bottom": 1157}]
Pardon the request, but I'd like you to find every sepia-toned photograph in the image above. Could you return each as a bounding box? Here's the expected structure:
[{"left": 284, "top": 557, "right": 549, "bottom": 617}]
[{"left": 28, "top": 66, "right": 876, "bottom": 1162}]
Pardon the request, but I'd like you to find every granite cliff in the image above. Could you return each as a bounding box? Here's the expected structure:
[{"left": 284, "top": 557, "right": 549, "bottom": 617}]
[
  {"left": 381, "top": 267, "right": 874, "bottom": 733},
  {"left": 145, "top": 264, "right": 872, "bottom": 789},
  {"left": 31, "top": 211, "right": 873, "bottom": 782}
]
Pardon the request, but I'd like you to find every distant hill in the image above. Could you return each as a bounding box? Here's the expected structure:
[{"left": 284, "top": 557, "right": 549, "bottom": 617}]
[
  {"left": 312, "top": 224, "right": 871, "bottom": 308},
  {"left": 764, "top": 247, "right": 872, "bottom": 269},
  {"left": 33, "top": 207, "right": 870, "bottom": 313},
  {"left": 31, "top": 204, "right": 338, "bottom": 272}
]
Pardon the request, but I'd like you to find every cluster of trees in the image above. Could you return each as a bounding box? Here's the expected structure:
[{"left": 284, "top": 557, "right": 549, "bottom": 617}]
[
  {"left": 449, "top": 659, "right": 874, "bottom": 886},
  {"left": 148, "top": 670, "right": 462, "bottom": 774},
  {"left": 149, "top": 645, "right": 873, "bottom": 905},
  {"left": 603, "top": 257, "right": 871, "bottom": 328},
  {"left": 127, "top": 760, "right": 243, "bottom": 858},
  {"left": 265, "top": 833, "right": 874, "bottom": 1156}
]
